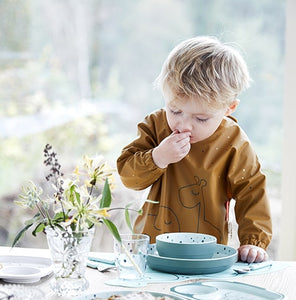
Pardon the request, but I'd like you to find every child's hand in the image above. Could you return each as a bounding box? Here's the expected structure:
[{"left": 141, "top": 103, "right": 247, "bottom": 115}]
[
  {"left": 238, "top": 244, "right": 269, "bottom": 263},
  {"left": 152, "top": 130, "right": 191, "bottom": 168}
]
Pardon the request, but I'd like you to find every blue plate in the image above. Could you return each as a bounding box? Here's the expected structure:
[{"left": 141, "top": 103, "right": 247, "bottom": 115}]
[
  {"left": 147, "top": 244, "right": 237, "bottom": 274},
  {"left": 74, "top": 290, "right": 184, "bottom": 299},
  {"left": 171, "top": 281, "right": 284, "bottom": 299}
]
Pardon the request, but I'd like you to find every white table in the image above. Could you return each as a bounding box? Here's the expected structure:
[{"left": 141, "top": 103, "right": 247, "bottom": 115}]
[{"left": 1, "top": 246, "right": 295, "bottom": 299}]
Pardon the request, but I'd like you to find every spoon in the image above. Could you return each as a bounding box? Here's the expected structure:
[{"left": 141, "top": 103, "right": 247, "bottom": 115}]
[{"left": 233, "top": 261, "right": 273, "bottom": 274}]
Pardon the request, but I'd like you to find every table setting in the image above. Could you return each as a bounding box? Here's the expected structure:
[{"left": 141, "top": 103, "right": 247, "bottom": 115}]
[
  {"left": 0, "top": 235, "right": 292, "bottom": 300},
  {"left": 81, "top": 232, "right": 286, "bottom": 299},
  {"left": 87, "top": 247, "right": 283, "bottom": 288},
  {"left": 0, "top": 145, "right": 294, "bottom": 299}
]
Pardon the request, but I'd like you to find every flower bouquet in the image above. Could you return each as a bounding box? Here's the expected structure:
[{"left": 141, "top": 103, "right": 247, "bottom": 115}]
[{"left": 12, "top": 144, "right": 139, "bottom": 296}]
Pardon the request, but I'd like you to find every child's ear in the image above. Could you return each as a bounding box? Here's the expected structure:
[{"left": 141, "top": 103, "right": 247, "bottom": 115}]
[{"left": 225, "top": 99, "right": 240, "bottom": 116}]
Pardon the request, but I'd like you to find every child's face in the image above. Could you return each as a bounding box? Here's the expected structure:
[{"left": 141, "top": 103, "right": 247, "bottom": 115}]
[{"left": 165, "top": 96, "right": 230, "bottom": 144}]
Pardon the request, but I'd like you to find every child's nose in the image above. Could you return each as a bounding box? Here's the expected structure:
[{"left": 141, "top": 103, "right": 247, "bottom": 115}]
[{"left": 177, "top": 117, "right": 192, "bottom": 133}]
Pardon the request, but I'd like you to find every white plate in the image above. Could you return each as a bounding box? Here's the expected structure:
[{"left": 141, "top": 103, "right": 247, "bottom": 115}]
[{"left": 0, "top": 255, "right": 53, "bottom": 283}]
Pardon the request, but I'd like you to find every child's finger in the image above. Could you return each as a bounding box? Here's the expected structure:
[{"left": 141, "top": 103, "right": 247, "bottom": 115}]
[
  {"left": 238, "top": 247, "right": 249, "bottom": 262},
  {"left": 171, "top": 130, "right": 191, "bottom": 141},
  {"left": 255, "top": 251, "right": 265, "bottom": 263},
  {"left": 179, "top": 137, "right": 191, "bottom": 148},
  {"left": 247, "top": 248, "right": 258, "bottom": 263}
]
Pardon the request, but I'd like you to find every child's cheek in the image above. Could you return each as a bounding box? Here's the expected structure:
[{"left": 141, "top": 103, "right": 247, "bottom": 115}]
[{"left": 166, "top": 117, "right": 176, "bottom": 133}]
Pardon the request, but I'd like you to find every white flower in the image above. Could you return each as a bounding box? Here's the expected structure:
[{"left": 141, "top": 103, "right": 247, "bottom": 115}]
[{"left": 15, "top": 181, "right": 43, "bottom": 209}]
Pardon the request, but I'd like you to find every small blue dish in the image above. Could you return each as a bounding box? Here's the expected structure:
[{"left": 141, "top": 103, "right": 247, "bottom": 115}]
[{"left": 156, "top": 232, "right": 217, "bottom": 259}]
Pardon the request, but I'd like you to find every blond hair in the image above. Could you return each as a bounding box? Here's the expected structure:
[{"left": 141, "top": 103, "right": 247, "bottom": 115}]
[{"left": 155, "top": 36, "right": 251, "bottom": 108}]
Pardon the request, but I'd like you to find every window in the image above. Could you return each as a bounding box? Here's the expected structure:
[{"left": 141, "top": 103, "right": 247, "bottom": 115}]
[{"left": 0, "top": 0, "right": 285, "bottom": 257}]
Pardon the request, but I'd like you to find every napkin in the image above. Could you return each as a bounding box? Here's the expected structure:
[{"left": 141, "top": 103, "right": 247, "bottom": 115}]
[
  {"left": 104, "top": 261, "right": 289, "bottom": 288},
  {"left": 87, "top": 251, "right": 116, "bottom": 271},
  {"left": 88, "top": 251, "right": 115, "bottom": 265}
]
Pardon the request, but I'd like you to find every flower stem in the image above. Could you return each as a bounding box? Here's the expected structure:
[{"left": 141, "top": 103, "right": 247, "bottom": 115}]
[
  {"left": 36, "top": 203, "right": 46, "bottom": 219},
  {"left": 86, "top": 185, "right": 94, "bottom": 205},
  {"left": 107, "top": 207, "right": 139, "bottom": 213}
]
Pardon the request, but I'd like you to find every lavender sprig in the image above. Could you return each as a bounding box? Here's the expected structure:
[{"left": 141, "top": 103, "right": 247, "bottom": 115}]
[{"left": 43, "top": 144, "right": 66, "bottom": 221}]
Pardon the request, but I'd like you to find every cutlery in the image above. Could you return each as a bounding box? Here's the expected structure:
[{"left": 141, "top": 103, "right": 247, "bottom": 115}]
[
  {"left": 233, "top": 261, "right": 272, "bottom": 274},
  {"left": 87, "top": 260, "right": 116, "bottom": 272},
  {"left": 96, "top": 265, "right": 117, "bottom": 273}
]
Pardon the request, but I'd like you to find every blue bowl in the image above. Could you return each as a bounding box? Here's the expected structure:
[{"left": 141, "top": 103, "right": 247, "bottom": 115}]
[{"left": 156, "top": 232, "right": 217, "bottom": 259}]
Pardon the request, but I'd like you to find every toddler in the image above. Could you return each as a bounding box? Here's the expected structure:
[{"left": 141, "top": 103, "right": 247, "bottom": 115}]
[{"left": 117, "top": 36, "right": 272, "bottom": 263}]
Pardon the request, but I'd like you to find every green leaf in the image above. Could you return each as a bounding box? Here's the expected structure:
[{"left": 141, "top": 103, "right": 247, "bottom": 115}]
[
  {"left": 32, "top": 223, "right": 45, "bottom": 236},
  {"left": 24, "top": 213, "right": 41, "bottom": 226},
  {"left": 125, "top": 206, "right": 134, "bottom": 233},
  {"left": 11, "top": 223, "right": 33, "bottom": 248},
  {"left": 100, "top": 178, "right": 111, "bottom": 208},
  {"left": 102, "top": 218, "right": 121, "bottom": 242},
  {"left": 70, "top": 184, "right": 76, "bottom": 203},
  {"left": 52, "top": 211, "right": 67, "bottom": 223},
  {"left": 75, "top": 190, "right": 81, "bottom": 205},
  {"left": 55, "top": 223, "right": 66, "bottom": 231}
]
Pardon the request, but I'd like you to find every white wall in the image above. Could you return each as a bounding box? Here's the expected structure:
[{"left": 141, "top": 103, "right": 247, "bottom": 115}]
[{"left": 279, "top": 0, "right": 296, "bottom": 260}]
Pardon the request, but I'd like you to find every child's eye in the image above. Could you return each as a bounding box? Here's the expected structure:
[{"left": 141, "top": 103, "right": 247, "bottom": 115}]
[
  {"left": 196, "top": 117, "right": 208, "bottom": 123},
  {"left": 170, "top": 109, "right": 181, "bottom": 115}
]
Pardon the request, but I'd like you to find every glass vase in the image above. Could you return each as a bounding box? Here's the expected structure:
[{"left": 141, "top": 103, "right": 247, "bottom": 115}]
[{"left": 46, "top": 226, "right": 94, "bottom": 296}]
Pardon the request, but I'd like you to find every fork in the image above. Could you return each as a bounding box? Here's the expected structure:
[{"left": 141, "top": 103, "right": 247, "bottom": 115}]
[
  {"left": 87, "top": 260, "right": 116, "bottom": 272},
  {"left": 96, "top": 265, "right": 117, "bottom": 272}
]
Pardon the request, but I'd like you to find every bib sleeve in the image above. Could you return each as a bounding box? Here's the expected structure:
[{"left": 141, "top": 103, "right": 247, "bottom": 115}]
[
  {"left": 227, "top": 141, "right": 272, "bottom": 249},
  {"left": 117, "top": 112, "right": 167, "bottom": 190}
]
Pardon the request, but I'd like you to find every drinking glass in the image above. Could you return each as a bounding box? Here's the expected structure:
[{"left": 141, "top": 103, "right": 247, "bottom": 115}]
[{"left": 114, "top": 233, "right": 150, "bottom": 280}]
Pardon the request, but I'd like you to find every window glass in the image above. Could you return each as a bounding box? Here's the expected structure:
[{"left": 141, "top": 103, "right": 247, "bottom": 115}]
[{"left": 0, "top": 0, "right": 285, "bottom": 257}]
